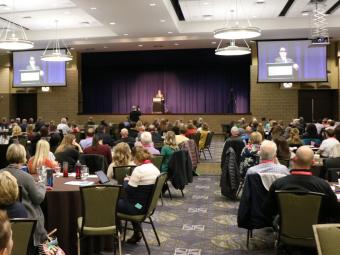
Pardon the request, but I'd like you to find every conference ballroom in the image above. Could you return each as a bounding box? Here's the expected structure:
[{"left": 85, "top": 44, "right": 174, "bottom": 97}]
[{"left": 0, "top": 0, "right": 340, "bottom": 255}]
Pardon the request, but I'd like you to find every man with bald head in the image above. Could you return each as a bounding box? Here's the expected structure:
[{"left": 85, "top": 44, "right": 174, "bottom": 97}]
[
  {"left": 114, "top": 128, "right": 135, "bottom": 149},
  {"left": 246, "top": 140, "right": 289, "bottom": 176},
  {"left": 264, "top": 146, "right": 338, "bottom": 223}
]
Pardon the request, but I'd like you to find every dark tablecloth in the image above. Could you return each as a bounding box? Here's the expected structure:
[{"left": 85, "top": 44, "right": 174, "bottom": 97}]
[{"left": 43, "top": 176, "right": 113, "bottom": 254}]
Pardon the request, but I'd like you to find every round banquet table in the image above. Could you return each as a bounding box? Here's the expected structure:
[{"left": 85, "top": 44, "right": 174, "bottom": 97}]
[{"left": 42, "top": 175, "right": 113, "bottom": 255}]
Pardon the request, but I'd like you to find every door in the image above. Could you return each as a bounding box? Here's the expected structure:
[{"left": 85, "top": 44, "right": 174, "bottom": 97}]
[
  {"left": 298, "top": 90, "right": 338, "bottom": 123},
  {"left": 14, "top": 93, "right": 37, "bottom": 120}
]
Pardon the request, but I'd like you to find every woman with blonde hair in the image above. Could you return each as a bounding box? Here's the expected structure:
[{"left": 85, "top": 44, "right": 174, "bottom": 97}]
[
  {"left": 287, "top": 127, "right": 303, "bottom": 148},
  {"left": 0, "top": 171, "right": 27, "bottom": 218},
  {"left": 54, "top": 134, "right": 81, "bottom": 172},
  {"left": 27, "top": 140, "right": 58, "bottom": 174},
  {"left": 239, "top": 131, "right": 263, "bottom": 176},
  {"left": 160, "top": 131, "right": 178, "bottom": 173},
  {"left": 107, "top": 142, "right": 135, "bottom": 179},
  {"left": 0, "top": 210, "right": 13, "bottom": 255}
]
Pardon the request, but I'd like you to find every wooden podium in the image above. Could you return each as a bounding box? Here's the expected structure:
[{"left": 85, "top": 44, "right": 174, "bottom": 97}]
[{"left": 152, "top": 97, "right": 164, "bottom": 113}]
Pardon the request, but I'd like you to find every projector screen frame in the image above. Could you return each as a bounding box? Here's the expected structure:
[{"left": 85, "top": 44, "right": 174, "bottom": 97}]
[
  {"left": 11, "top": 48, "right": 68, "bottom": 88},
  {"left": 256, "top": 38, "right": 328, "bottom": 84}
]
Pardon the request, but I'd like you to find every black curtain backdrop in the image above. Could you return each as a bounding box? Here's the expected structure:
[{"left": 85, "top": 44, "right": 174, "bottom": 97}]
[{"left": 81, "top": 48, "right": 251, "bottom": 114}]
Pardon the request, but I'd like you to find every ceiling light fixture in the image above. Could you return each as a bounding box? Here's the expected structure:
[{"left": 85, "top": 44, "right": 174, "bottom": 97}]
[
  {"left": 41, "top": 20, "right": 73, "bottom": 62},
  {"left": 149, "top": 3, "right": 156, "bottom": 6},
  {"left": 168, "top": 31, "right": 173, "bottom": 34},
  {"left": 90, "top": 7, "right": 97, "bottom": 10},
  {"left": 109, "top": 22, "right": 116, "bottom": 25},
  {"left": 213, "top": 0, "right": 261, "bottom": 40},
  {"left": 160, "top": 19, "right": 166, "bottom": 22},
  {"left": 215, "top": 39, "right": 251, "bottom": 56},
  {"left": 0, "top": 0, "right": 34, "bottom": 50}
]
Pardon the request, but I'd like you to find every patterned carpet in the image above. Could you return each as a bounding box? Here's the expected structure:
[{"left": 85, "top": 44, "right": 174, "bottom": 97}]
[{"left": 121, "top": 175, "right": 284, "bottom": 255}]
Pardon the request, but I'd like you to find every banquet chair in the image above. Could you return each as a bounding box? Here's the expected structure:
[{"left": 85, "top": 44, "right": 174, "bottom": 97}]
[
  {"left": 118, "top": 172, "right": 168, "bottom": 254},
  {"left": 313, "top": 224, "right": 340, "bottom": 255},
  {"left": 11, "top": 218, "right": 37, "bottom": 255},
  {"left": 79, "top": 154, "right": 108, "bottom": 174},
  {"left": 150, "top": 155, "right": 169, "bottom": 205},
  {"left": 78, "top": 185, "right": 122, "bottom": 255},
  {"left": 112, "top": 165, "right": 135, "bottom": 185},
  {"left": 200, "top": 132, "right": 214, "bottom": 159},
  {"left": 275, "top": 190, "right": 324, "bottom": 248}
]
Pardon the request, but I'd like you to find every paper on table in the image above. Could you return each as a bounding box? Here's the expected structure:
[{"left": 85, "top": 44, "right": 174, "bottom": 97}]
[
  {"left": 64, "top": 181, "right": 94, "bottom": 186},
  {"left": 68, "top": 173, "right": 76, "bottom": 177},
  {"left": 88, "top": 174, "right": 97, "bottom": 178},
  {"left": 336, "top": 194, "right": 340, "bottom": 200}
]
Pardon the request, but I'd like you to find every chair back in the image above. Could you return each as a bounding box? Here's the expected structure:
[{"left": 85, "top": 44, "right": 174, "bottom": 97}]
[
  {"left": 188, "top": 133, "right": 200, "bottom": 147},
  {"left": 80, "top": 185, "right": 121, "bottom": 232},
  {"left": 11, "top": 218, "right": 37, "bottom": 255},
  {"left": 276, "top": 190, "right": 324, "bottom": 247},
  {"left": 112, "top": 165, "right": 135, "bottom": 185},
  {"left": 146, "top": 172, "right": 168, "bottom": 217},
  {"left": 150, "top": 155, "right": 164, "bottom": 171},
  {"left": 326, "top": 168, "right": 340, "bottom": 182},
  {"left": 313, "top": 224, "right": 340, "bottom": 255},
  {"left": 79, "top": 154, "right": 108, "bottom": 174},
  {"left": 204, "top": 132, "right": 214, "bottom": 149}
]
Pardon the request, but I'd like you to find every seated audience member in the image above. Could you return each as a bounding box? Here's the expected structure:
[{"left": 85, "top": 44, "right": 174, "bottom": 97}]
[
  {"left": 274, "top": 137, "right": 293, "bottom": 167},
  {"left": 128, "top": 122, "right": 139, "bottom": 139},
  {"left": 270, "top": 125, "right": 284, "bottom": 140},
  {"left": 198, "top": 123, "right": 210, "bottom": 150},
  {"left": 302, "top": 123, "right": 321, "bottom": 146},
  {"left": 56, "top": 117, "right": 70, "bottom": 135},
  {"left": 79, "top": 127, "right": 95, "bottom": 150},
  {"left": 117, "top": 147, "right": 160, "bottom": 243},
  {"left": 0, "top": 117, "right": 8, "bottom": 129},
  {"left": 185, "top": 123, "right": 197, "bottom": 137},
  {"left": 241, "top": 126, "right": 253, "bottom": 144},
  {"left": 8, "top": 125, "right": 26, "bottom": 145},
  {"left": 83, "top": 134, "right": 112, "bottom": 164},
  {"left": 175, "top": 126, "right": 189, "bottom": 146},
  {"left": 115, "top": 128, "right": 135, "bottom": 148},
  {"left": 158, "top": 119, "right": 169, "bottom": 134},
  {"left": 0, "top": 171, "right": 27, "bottom": 218},
  {"left": 239, "top": 131, "right": 262, "bottom": 176},
  {"left": 20, "top": 118, "right": 27, "bottom": 132},
  {"left": 315, "top": 119, "right": 324, "bottom": 135},
  {"left": 221, "top": 126, "right": 245, "bottom": 168},
  {"left": 256, "top": 123, "right": 266, "bottom": 139},
  {"left": 326, "top": 119, "right": 336, "bottom": 130},
  {"left": 147, "top": 124, "right": 163, "bottom": 145},
  {"left": 27, "top": 140, "right": 58, "bottom": 174},
  {"left": 85, "top": 116, "right": 95, "bottom": 127},
  {"left": 287, "top": 127, "right": 303, "bottom": 148},
  {"left": 139, "top": 132, "right": 160, "bottom": 155},
  {"left": 96, "top": 125, "right": 114, "bottom": 147},
  {"left": 26, "top": 124, "right": 35, "bottom": 141},
  {"left": 0, "top": 210, "right": 13, "bottom": 255},
  {"left": 48, "top": 124, "right": 61, "bottom": 153},
  {"left": 71, "top": 122, "right": 80, "bottom": 134},
  {"left": 161, "top": 131, "right": 178, "bottom": 173},
  {"left": 264, "top": 146, "right": 338, "bottom": 223},
  {"left": 1, "top": 143, "right": 47, "bottom": 245},
  {"left": 246, "top": 140, "right": 289, "bottom": 176},
  {"left": 107, "top": 142, "right": 135, "bottom": 179},
  {"left": 54, "top": 134, "right": 81, "bottom": 171},
  {"left": 319, "top": 129, "right": 339, "bottom": 158}
]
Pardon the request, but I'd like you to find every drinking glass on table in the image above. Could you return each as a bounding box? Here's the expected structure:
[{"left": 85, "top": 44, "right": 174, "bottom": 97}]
[
  {"left": 54, "top": 163, "right": 61, "bottom": 176},
  {"left": 81, "top": 165, "right": 89, "bottom": 179},
  {"left": 38, "top": 166, "right": 47, "bottom": 184}
]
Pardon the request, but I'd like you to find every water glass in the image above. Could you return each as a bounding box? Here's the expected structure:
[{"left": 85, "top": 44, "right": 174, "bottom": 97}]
[
  {"left": 54, "top": 163, "right": 61, "bottom": 176},
  {"left": 81, "top": 165, "right": 89, "bottom": 179},
  {"left": 38, "top": 166, "right": 47, "bottom": 184}
]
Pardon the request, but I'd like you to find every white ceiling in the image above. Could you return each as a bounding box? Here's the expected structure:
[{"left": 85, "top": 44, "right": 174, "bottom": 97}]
[{"left": 0, "top": 0, "right": 339, "bottom": 52}]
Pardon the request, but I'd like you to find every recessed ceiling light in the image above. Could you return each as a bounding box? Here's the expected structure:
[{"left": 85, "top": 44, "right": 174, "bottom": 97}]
[
  {"left": 70, "top": 47, "right": 75, "bottom": 50},
  {"left": 160, "top": 19, "right": 166, "bottom": 23},
  {"left": 203, "top": 15, "right": 213, "bottom": 20},
  {"left": 203, "top": 2, "right": 209, "bottom": 5},
  {"left": 90, "top": 7, "right": 97, "bottom": 10},
  {"left": 211, "top": 41, "right": 217, "bottom": 44},
  {"left": 123, "top": 33, "right": 129, "bottom": 36},
  {"left": 138, "top": 44, "right": 143, "bottom": 47},
  {"left": 168, "top": 31, "right": 173, "bottom": 34},
  {"left": 103, "top": 46, "right": 108, "bottom": 49},
  {"left": 256, "top": 0, "right": 265, "bottom": 3},
  {"left": 149, "top": 3, "right": 156, "bottom": 6},
  {"left": 174, "top": 43, "right": 179, "bottom": 46},
  {"left": 301, "top": 11, "right": 310, "bottom": 16},
  {"left": 109, "top": 22, "right": 116, "bottom": 25}
]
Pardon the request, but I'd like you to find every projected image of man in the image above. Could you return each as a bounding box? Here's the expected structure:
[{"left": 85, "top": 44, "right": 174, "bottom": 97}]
[
  {"left": 275, "top": 47, "right": 299, "bottom": 71},
  {"left": 26, "top": 56, "right": 44, "bottom": 76}
]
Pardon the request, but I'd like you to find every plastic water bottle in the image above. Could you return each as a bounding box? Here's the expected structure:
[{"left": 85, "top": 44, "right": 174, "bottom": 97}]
[{"left": 75, "top": 160, "right": 81, "bottom": 179}]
